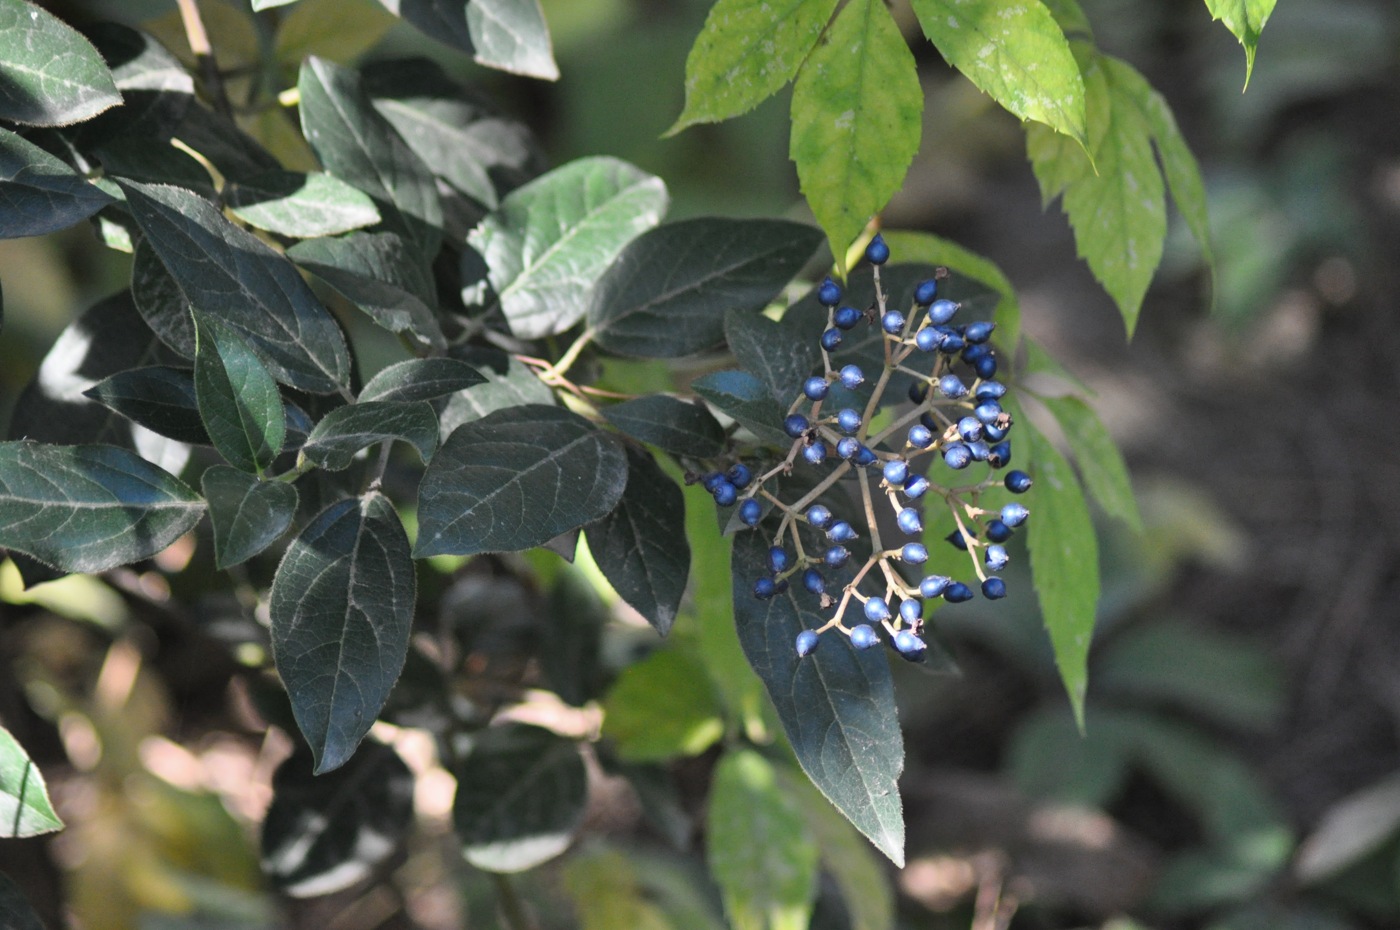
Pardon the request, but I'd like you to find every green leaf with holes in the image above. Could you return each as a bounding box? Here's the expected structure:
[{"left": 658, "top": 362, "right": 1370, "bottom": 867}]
[
  {"left": 0, "top": 725, "right": 62, "bottom": 837},
  {"left": 0, "top": 0, "right": 121, "bottom": 126}
]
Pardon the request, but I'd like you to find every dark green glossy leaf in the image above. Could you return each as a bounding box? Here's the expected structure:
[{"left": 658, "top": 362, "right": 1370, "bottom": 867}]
[
  {"left": 261, "top": 740, "right": 414, "bottom": 897},
  {"left": 708, "top": 749, "right": 818, "bottom": 929},
  {"left": 83, "top": 365, "right": 209, "bottom": 445},
  {"left": 93, "top": 136, "right": 212, "bottom": 195},
  {"left": 1023, "top": 409, "right": 1099, "bottom": 728},
  {"left": 724, "top": 306, "right": 822, "bottom": 404},
  {"left": 469, "top": 156, "right": 667, "bottom": 339},
  {"left": 0, "top": 0, "right": 121, "bottom": 126},
  {"left": 590, "top": 218, "right": 823, "bottom": 358},
  {"left": 301, "top": 401, "right": 438, "bottom": 471},
  {"left": 118, "top": 179, "right": 351, "bottom": 394},
  {"left": 194, "top": 311, "right": 286, "bottom": 475},
  {"left": 0, "top": 871, "right": 43, "bottom": 930},
  {"left": 0, "top": 127, "right": 114, "bottom": 238},
  {"left": 467, "top": 0, "right": 558, "bottom": 80},
  {"left": 585, "top": 447, "right": 688, "bottom": 636},
  {"left": 286, "top": 230, "right": 444, "bottom": 350},
  {"left": 298, "top": 56, "right": 442, "bottom": 256},
  {"left": 453, "top": 723, "right": 587, "bottom": 873},
  {"left": 668, "top": 0, "right": 838, "bottom": 134},
  {"left": 0, "top": 440, "right": 204, "bottom": 573},
  {"left": 227, "top": 170, "right": 381, "bottom": 238},
  {"left": 731, "top": 530, "right": 905, "bottom": 866},
  {"left": 0, "top": 724, "right": 61, "bottom": 837},
  {"left": 1205, "top": 0, "right": 1276, "bottom": 88},
  {"left": 415, "top": 405, "right": 627, "bottom": 558},
  {"left": 170, "top": 103, "right": 280, "bottom": 184},
  {"left": 600, "top": 394, "right": 726, "bottom": 460},
  {"left": 130, "top": 237, "right": 195, "bottom": 358},
  {"left": 436, "top": 346, "right": 554, "bottom": 437},
  {"left": 270, "top": 493, "right": 416, "bottom": 774},
  {"left": 790, "top": 0, "right": 921, "bottom": 269},
  {"left": 1041, "top": 393, "right": 1142, "bottom": 531},
  {"left": 360, "top": 358, "right": 484, "bottom": 404},
  {"left": 201, "top": 465, "right": 298, "bottom": 569},
  {"left": 603, "top": 648, "right": 724, "bottom": 762},
  {"left": 691, "top": 370, "right": 789, "bottom": 446},
  {"left": 374, "top": 0, "right": 473, "bottom": 54}
]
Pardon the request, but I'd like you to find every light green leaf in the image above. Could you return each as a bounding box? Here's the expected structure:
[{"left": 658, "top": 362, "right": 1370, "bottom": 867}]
[
  {"left": 469, "top": 156, "right": 668, "bottom": 340},
  {"left": 300, "top": 401, "right": 439, "bottom": 471},
  {"left": 227, "top": 171, "right": 382, "bottom": 238},
  {"left": 880, "top": 231, "right": 1023, "bottom": 354},
  {"left": 0, "top": 0, "right": 121, "bottom": 126},
  {"left": 0, "top": 128, "right": 114, "bottom": 238},
  {"left": 1204, "top": 0, "right": 1277, "bottom": 88},
  {"left": 467, "top": 0, "right": 559, "bottom": 81},
  {"left": 790, "top": 0, "right": 922, "bottom": 270},
  {"left": 0, "top": 725, "right": 62, "bottom": 837},
  {"left": 707, "top": 749, "right": 818, "bottom": 930},
  {"left": 1040, "top": 394, "right": 1142, "bottom": 531},
  {"left": 0, "top": 441, "right": 204, "bottom": 573},
  {"left": 911, "top": 0, "right": 1087, "bottom": 145},
  {"left": 275, "top": 0, "right": 396, "bottom": 64},
  {"left": 603, "top": 649, "right": 724, "bottom": 762},
  {"left": 563, "top": 849, "right": 678, "bottom": 930},
  {"left": 668, "top": 0, "right": 840, "bottom": 134},
  {"left": 193, "top": 311, "right": 286, "bottom": 475},
  {"left": 201, "top": 465, "right": 298, "bottom": 569},
  {"left": 1022, "top": 408, "right": 1099, "bottom": 728}
]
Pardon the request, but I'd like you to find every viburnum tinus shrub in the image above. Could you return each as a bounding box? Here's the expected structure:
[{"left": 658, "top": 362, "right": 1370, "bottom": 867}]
[{"left": 0, "top": 0, "right": 1254, "bottom": 925}]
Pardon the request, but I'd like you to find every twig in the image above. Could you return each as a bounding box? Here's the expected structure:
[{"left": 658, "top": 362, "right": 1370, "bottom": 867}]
[{"left": 177, "top": 0, "right": 233, "bottom": 117}]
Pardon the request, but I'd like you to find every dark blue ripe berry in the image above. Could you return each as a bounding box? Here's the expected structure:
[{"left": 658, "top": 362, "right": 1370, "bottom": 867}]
[
  {"left": 903, "top": 474, "right": 930, "bottom": 499},
  {"left": 828, "top": 521, "right": 857, "bottom": 543},
  {"left": 833, "top": 305, "right": 862, "bottom": 330},
  {"left": 854, "top": 445, "right": 877, "bottom": 467},
  {"left": 824, "top": 546, "right": 850, "bottom": 568},
  {"left": 1005, "top": 470, "right": 1033, "bottom": 493},
  {"left": 983, "top": 423, "right": 1009, "bottom": 443},
  {"left": 754, "top": 577, "right": 777, "bottom": 599},
  {"left": 769, "top": 546, "right": 791, "bottom": 573},
  {"left": 883, "top": 460, "right": 909, "bottom": 486},
  {"left": 821, "top": 328, "right": 843, "bottom": 351},
  {"left": 957, "top": 416, "right": 984, "bottom": 442},
  {"left": 962, "top": 343, "right": 990, "bottom": 365},
  {"left": 974, "top": 354, "right": 998, "bottom": 380},
  {"left": 901, "top": 543, "right": 929, "bottom": 564},
  {"left": 975, "top": 380, "right": 1007, "bottom": 400},
  {"left": 802, "top": 567, "right": 826, "bottom": 595},
  {"left": 938, "top": 374, "right": 969, "bottom": 399},
  {"left": 985, "top": 544, "right": 1009, "bottom": 571},
  {"left": 944, "top": 582, "right": 975, "bottom": 603},
  {"left": 988, "top": 441, "right": 1012, "bottom": 469},
  {"left": 915, "top": 279, "right": 938, "bottom": 305},
  {"left": 939, "top": 332, "right": 966, "bottom": 354},
  {"left": 864, "top": 597, "right": 891, "bottom": 622},
  {"left": 701, "top": 472, "right": 725, "bottom": 492},
  {"left": 712, "top": 481, "right": 738, "bottom": 506},
  {"left": 897, "top": 507, "right": 923, "bottom": 535},
  {"left": 974, "top": 401, "right": 1003, "bottom": 426},
  {"left": 946, "top": 529, "right": 974, "bottom": 551},
  {"left": 727, "top": 463, "right": 752, "bottom": 488},
  {"left": 985, "top": 519, "right": 1012, "bottom": 543},
  {"left": 850, "top": 624, "right": 880, "bottom": 650},
  {"left": 1000, "top": 502, "right": 1030, "bottom": 527},
  {"left": 803, "top": 376, "right": 830, "bottom": 400},
  {"left": 784, "top": 413, "right": 809, "bottom": 438},
  {"left": 817, "top": 277, "right": 842, "bottom": 307},
  {"left": 967, "top": 441, "right": 991, "bottom": 463},
  {"left": 908, "top": 381, "right": 930, "bottom": 404},
  {"left": 881, "top": 310, "right": 905, "bottom": 334},
  {"left": 839, "top": 364, "right": 865, "bottom": 389},
  {"left": 981, "top": 577, "right": 1007, "bottom": 599},
  {"left": 920, "top": 575, "right": 951, "bottom": 598},
  {"left": 803, "top": 441, "right": 829, "bottom": 466},
  {"left": 837, "top": 408, "right": 863, "bottom": 433},
  {"left": 893, "top": 630, "right": 927, "bottom": 661},
  {"left": 806, "top": 504, "right": 833, "bottom": 529},
  {"left": 796, "top": 629, "right": 821, "bottom": 657},
  {"left": 943, "top": 443, "right": 972, "bottom": 470},
  {"left": 899, "top": 598, "right": 922, "bottom": 623},
  {"left": 964, "top": 321, "right": 996, "bottom": 344},
  {"left": 907, "top": 424, "right": 934, "bottom": 449},
  {"left": 928, "top": 299, "right": 959, "bottom": 325},
  {"left": 914, "top": 327, "right": 942, "bottom": 352},
  {"left": 866, "top": 233, "right": 890, "bottom": 265},
  {"left": 739, "top": 499, "right": 762, "bottom": 526},
  {"left": 837, "top": 437, "right": 861, "bottom": 460}
]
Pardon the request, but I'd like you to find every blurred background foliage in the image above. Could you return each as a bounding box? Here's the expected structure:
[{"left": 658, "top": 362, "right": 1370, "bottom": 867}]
[{"left": 5, "top": 0, "right": 1400, "bottom": 928}]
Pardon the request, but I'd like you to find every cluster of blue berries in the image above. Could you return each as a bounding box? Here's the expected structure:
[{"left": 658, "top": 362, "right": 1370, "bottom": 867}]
[{"left": 701, "top": 234, "right": 1033, "bottom": 662}]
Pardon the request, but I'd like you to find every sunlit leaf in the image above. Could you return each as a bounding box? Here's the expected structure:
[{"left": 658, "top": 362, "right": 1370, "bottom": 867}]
[
  {"left": 0, "top": 0, "right": 121, "bottom": 126},
  {"left": 227, "top": 171, "right": 381, "bottom": 238},
  {"left": 467, "top": 0, "right": 559, "bottom": 80},
  {"left": 1040, "top": 393, "right": 1142, "bottom": 531},
  {"left": 0, "top": 127, "right": 114, "bottom": 238},
  {"left": 300, "top": 401, "right": 439, "bottom": 471},
  {"left": 603, "top": 649, "right": 724, "bottom": 762},
  {"left": 1204, "top": 0, "right": 1277, "bottom": 88},
  {"left": 193, "top": 311, "right": 286, "bottom": 475},
  {"left": 0, "top": 725, "right": 62, "bottom": 837},
  {"left": 359, "top": 358, "right": 484, "bottom": 403}
]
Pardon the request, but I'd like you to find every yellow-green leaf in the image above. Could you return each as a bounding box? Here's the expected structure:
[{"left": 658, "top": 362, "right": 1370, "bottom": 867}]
[{"left": 1204, "top": 0, "right": 1277, "bottom": 88}]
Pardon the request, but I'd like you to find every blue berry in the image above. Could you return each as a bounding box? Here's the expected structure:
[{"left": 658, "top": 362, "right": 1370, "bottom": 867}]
[
  {"left": 739, "top": 499, "right": 762, "bottom": 526},
  {"left": 754, "top": 577, "right": 777, "bottom": 599},
  {"left": 837, "top": 408, "right": 863, "bottom": 433},
  {"left": 1005, "top": 470, "right": 1033, "bottom": 493},
  {"left": 983, "top": 423, "right": 1009, "bottom": 442},
  {"left": 883, "top": 460, "right": 909, "bottom": 486},
  {"left": 943, "top": 443, "right": 972, "bottom": 470},
  {"left": 802, "top": 441, "right": 829, "bottom": 466},
  {"left": 774, "top": 579, "right": 789, "bottom": 595},
  {"left": 914, "top": 327, "right": 941, "bottom": 352},
  {"left": 974, "top": 354, "right": 998, "bottom": 380},
  {"left": 881, "top": 310, "right": 906, "bottom": 334},
  {"left": 946, "top": 529, "right": 974, "bottom": 551},
  {"left": 824, "top": 546, "right": 850, "bottom": 568},
  {"left": 928, "top": 299, "right": 959, "bottom": 325},
  {"left": 784, "top": 413, "right": 810, "bottom": 438},
  {"left": 896, "top": 507, "right": 923, "bottom": 535},
  {"left": 803, "top": 376, "right": 830, "bottom": 400},
  {"left": 712, "top": 480, "right": 737, "bottom": 506},
  {"left": 975, "top": 381, "right": 1007, "bottom": 400},
  {"left": 1000, "top": 502, "right": 1029, "bottom": 527},
  {"left": 796, "top": 629, "right": 821, "bottom": 657},
  {"left": 817, "top": 277, "right": 842, "bottom": 306},
  {"left": 919, "top": 575, "right": 951, "bottom": 598},
  {"left": 865, "top": 233, "right": 890, "bottom": 264},
  {"left": 988, "top": 441, "right": 1011, "bottom": 468},
  {"left": 973, "top": 401, "right": 1003, "bottom": 425},
  {"left": 850, "top": 624, "right": 880, "bottom": 650},
  {"left": 701, "top": 472, "right": 725, "bottom": 492},
  {"left": 893, "top": 630, "right": 927, "bottom": 661},
  {"left": 901, "top": 542, "right": 929, "bottom": 564},
  {"left": 938, "top": 374, "right": 968, "bottom": 399},
  {"left": 836, "top": 437, "right": 860, "bottom": 460},
  {"left": 962, "top": 343, "right": 990, "bottom": 364},
  {"left": 821, "top": 328, "right": 843, "bottom": 351},
  {"left": 908, "top": 382, "right": 929, "bottom": 404},
  {"left": 864, "top": 597, "right": 890, "bottom": 622},
  {"left": 944, "top": 582, "right": 975, "bottom": 603},
  {"left": 964, "top": 321, "right": 996, "bottom": 344},
  {"left": 806, "top": 504, "right": 833, "bottom": 529},
  {"left": 907, "top": 424, "right": 934, "bottom": 449},
  {"left": 939, "top": 332, "right": 966, "bottom": 354},
  {"left": 985, "top": 519, "right": 1012, "bottom": 543},
  {"left": 854, "top": 445, "right": 877, "bottom": 467},
  {"left": 828, "top": 521, "right": 857, "bottom": 543},
  {"left": 981, "top": 577, "right": 1007, "bottom": 600},
  {"left": 914, "top": 279, "right": 938, "bottom": 305},
  {"left": 802, "top": 568, "right": 826, "bottom": 595},
  {"left": 839, "top": 365, "right": 865, "bottom": 389},
  {"left": 967, "top": 440, "right": 991, "bottom": 462},
  {"left": 899, "top": 598, "right": 922, "bottom": 623},
  {"left": 903, "top": 474, "right": 930, "bottom": 499},
  {"left": 833, "top": 305, "right": 862, "bottom": 330},
  {"left": 957, "top": 416, "right": 984, "bottom": 442},
  {"left": 727, "top": 463, "right": 752, "bottom": 488},
  {"left": 985, "top": 544, "right": 1009, "bottom": 571},
  {"left": 768, "top": 546, "right": 791, "bottom": 573}
]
